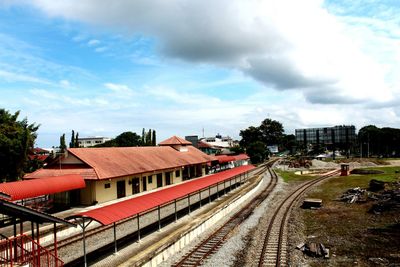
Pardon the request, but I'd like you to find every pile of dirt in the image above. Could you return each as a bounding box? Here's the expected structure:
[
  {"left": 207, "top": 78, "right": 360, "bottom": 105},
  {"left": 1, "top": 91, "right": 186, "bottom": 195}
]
[{"left": 310, "top": 159, "right": 339, "bottom": 169}]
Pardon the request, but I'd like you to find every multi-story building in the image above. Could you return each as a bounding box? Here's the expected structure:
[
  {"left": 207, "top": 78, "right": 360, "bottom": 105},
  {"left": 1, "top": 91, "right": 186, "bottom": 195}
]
[
  {"left": 77, "top": 136, "right": 112, "bottom": 147},
  {"left": 295, "top": 125, "right": 356, "bottom": 148}
]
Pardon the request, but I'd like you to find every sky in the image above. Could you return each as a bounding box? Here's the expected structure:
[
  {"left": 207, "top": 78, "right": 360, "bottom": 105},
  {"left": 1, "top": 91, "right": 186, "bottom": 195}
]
[{"left": 0, "top": 0, "right": 399, "bottom": 148}]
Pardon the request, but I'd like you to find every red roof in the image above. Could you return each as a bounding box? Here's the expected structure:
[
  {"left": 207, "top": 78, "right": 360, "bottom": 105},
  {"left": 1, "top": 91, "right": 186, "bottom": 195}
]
[
  {"left": 215, "top": 154, "right": 250, "bottom": 164},
  {"left": 197, "top": 141, "right": 213, "bottom": 148},
  {"left": 28, "top": 154, "right": 49, "bottom": 161},
  {"left": 0, "top": 175, "right": 86, "bottom": 201},
  {"left": 159, "top": 136, "right": 192, "bottom": 146},
  {"left": 70, "top": 165, "right": 255, "bottom": 225},
  {"left": 234, "top": 154, "right": 250, "bottom": 161},
  {"left": 25, "top": 168, "right": 98, "bottom": 180},
  {"left": 25, "top": 146, "right": 216, "bottom": 180},
  {"left": 215, "top": 155, "right": 236, "bottom": 164}
]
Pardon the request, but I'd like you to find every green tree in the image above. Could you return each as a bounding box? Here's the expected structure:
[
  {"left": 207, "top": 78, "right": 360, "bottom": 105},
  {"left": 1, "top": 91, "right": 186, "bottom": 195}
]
[
  {"left": 152, "top": 130, "right": 156, "bottom": 146},
  {"left": 239, "top": 126, "right": 262, "bottom": 149},
  {"left": 75, "top": 132, "right": 79, "bottom": 148},
  {"left": 96, "top": 131, "right": 141, "bottom": 147},
  {"left": 141, "top": 128, "right": 145, "bottom": 145},
  {"left": 259, "top": 118, "right": 284, "bottom": 145},
  {"left": 247, "top": 141, "right": 268, "bottom": 164},
  {"left": 69, "top": 130, "right": 75, "bottom": 148},
  {"left": 0, "top": 109, "right": 39, "bottom": 182},
  {"left": 146, "top": 129, "right": 152, "bottom": 146},
  {"left": 59, "top": 133, "right": 66, "bottom": 152}
]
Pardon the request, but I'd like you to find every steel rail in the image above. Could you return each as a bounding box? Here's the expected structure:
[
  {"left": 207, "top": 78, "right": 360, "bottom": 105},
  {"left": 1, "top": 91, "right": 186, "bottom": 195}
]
[
  {"left": 257, "top": 169, "right": 340, "bottom": 267},
  {"left": 173, "top": 160, "right": 279, "bottom": 267}
]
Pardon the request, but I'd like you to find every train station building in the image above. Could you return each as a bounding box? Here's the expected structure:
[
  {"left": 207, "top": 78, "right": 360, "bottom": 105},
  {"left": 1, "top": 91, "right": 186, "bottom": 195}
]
[{"left": 25, "top": 136, "right": 216, "bottom": 206}]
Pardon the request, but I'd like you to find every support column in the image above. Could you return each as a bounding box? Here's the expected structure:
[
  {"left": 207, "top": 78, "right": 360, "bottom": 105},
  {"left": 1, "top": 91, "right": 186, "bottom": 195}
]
[
  {"left": 188, "top": 194, "right": 191, "bottom": 214},
  {"left": 113, "top": 222, "right": 117, "bottom": 254},
  {"left": 36, "top": 223, "right": 40, "bottom": 267},
  {"left": 53, "top": 223, "right": 58, "bottom": 266},
  {"left": 199, "top": 190, "right": 202, "bottom": 208},
  {"left": 158, "top": 206, "right": 161, "bottom": 231},
  {"left": 137, "top": 214, "right": 141, "bottom": 242},
  {"left": 74, "top": 217, "right": 93, "bottom": 267},
  {"left": 174, "top": 199, "right": 178, "bottom": 222}
]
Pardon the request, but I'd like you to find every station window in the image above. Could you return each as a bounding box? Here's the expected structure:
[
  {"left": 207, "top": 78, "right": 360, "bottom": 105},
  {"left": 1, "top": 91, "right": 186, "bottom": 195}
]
[
  {"left": 148, "top": 175, "right": 153, "bottom": 184},
  {"left": 104, "top": 183, "right": 111, "bottom": 189},
  {"left": 175, "top": 170, "right": 180, "bottom": 177}
]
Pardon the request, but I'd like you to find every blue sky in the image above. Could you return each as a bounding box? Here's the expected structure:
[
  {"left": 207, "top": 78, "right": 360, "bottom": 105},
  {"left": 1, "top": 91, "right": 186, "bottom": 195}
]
[{"left": 0, "top": 0, "right": 399, "bottom": 148}]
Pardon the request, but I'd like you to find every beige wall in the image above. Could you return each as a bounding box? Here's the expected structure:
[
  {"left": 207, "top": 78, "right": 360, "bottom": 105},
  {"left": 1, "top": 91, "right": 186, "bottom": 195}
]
[
  {"left": 79, "top": 165, "right": 207, "bottom": 205},
  {"left": 80, "top": 180, "right": 95, "bottom": 205},
  {"left": 62, "top": 154, "right": 84, "bottom": 164}
]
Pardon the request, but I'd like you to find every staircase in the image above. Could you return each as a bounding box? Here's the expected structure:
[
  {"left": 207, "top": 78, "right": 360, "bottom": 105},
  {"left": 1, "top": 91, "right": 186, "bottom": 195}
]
[{"left": 0, "top": 234, "right": 63, "bottom": 267}]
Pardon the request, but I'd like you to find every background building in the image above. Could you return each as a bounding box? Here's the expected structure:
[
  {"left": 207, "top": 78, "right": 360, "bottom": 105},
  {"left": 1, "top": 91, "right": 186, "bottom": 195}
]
[
  {"left": 77, "top": 136, "right": 111, "bottom": 147},
  {"left": 295, "top": 125, "right": 356, "bottom": 152}
]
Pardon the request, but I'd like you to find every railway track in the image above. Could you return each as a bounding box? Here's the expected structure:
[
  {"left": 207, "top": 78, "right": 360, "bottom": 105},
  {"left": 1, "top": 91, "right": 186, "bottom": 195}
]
[
  {"left": 173, "top": 160, "right": 279, "bottom": 267},
  {"left": 45, "top": 163, "right": 268, "bottom": 266},
  {"left": 257, "top": 169, "right": 340, "bottom": 267}
]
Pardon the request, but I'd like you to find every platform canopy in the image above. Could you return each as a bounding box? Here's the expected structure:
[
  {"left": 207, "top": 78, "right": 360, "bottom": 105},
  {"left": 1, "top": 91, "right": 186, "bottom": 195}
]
[
  {"left": 0, "top": 198, "right": 75, "bottom": 226},
  {"left": 68, "top": 165, "right": 255, "bottom": 225},
  {"left": 0, "top": 174, "right": 85, "bottom": 201}
]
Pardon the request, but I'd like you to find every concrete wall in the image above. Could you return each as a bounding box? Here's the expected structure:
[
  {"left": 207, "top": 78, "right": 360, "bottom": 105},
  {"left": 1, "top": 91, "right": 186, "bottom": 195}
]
[{"left": 142, "top": 173, "right": 262, "bottom": 267}]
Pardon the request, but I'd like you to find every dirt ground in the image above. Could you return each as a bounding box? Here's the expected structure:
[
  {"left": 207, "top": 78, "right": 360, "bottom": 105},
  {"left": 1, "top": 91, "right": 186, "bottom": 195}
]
[{"left": 287, "top": 161, "right": 400, "bottom": 267}]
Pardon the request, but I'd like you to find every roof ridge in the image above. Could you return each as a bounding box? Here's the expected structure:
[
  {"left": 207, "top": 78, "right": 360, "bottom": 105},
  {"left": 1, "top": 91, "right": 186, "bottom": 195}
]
[{"left": 67, "top": 149, "right": 100, "bottom": 179}]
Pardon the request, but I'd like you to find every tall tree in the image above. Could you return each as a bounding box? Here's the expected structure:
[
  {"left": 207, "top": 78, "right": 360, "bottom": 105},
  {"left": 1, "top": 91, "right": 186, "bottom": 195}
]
[
  {"left": 146, "top": 129, "right": 152, "bottom": 146},
  {"left": 75, "top": 132, "right": 80, "bottom": 148},
  {"left": 152, "top": 130, "right": 156, "bottom": 146},
  {"left": 239, "top": 126, "right": 262, "bottom": 149},
  {"left": 69, "top": 130, "right": 75, "bottom": 148},
  {"left": 259, "top": 118, "right": 284, "bottom": 145},
  {"left": 141, "top": 128, "right": 145, "bottom": 145},
  {"left": 0, "top": 109, "right": 39, "bottom": 182},
  {"left": 60, "top": 133, "right": 66, "bottom": 153}
]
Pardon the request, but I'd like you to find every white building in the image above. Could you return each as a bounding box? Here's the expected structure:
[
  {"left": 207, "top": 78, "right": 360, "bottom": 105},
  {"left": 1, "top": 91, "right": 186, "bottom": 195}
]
[
  {"left": 77, "top": 136, "right": 112, "bottom": 148},
  {"left": 200, "top": 134, "right": 234, "bottom": 149}
]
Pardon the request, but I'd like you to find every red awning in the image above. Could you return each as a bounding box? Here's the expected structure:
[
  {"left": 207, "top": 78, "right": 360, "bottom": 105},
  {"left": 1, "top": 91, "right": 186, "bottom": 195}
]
[
  {"left": 0, "top": 175, "right": 86, "bottom": 201},
  {"left": 71, "top": 165, "right": 255, "bottom": 225},
  {"left": 233, "top": 154, "right": 250, "bottom": 161},
  {"left": 215, "top": 155, "right": 236, "bottom": 164}
]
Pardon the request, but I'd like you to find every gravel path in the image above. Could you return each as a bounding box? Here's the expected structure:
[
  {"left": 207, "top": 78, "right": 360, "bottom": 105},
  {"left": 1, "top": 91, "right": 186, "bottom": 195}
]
[{"left": 158, "top": 167, "right": 286, "bottom": 267}]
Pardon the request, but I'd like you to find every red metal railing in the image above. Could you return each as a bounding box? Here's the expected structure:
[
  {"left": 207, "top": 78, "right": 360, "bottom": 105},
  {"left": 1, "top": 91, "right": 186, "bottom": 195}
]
[{"left": 0, "top": 234, "right": 63, "bottom": 267}]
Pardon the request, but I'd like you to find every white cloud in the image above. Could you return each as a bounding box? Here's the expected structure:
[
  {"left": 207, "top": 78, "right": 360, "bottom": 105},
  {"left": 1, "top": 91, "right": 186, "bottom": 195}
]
[
  {"left": 104, "top": 82, "right": 135, "bottom": 97},
  {"left": 87, "top": 39, "right": 100, "bottom": 46},
  {"left": 23, "top": 0, "right": 398, "bottom": 106},
  {"left": 94, "top": 46, "right": 108, "bottom": 53}
]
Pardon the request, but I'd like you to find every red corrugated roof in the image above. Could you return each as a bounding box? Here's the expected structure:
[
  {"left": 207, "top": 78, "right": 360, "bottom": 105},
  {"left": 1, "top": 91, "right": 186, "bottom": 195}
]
[
  {"left": 159, "top": 136, "right": 192, "bottom": 146},
  {"left": 234, "top": 154, "right": 250, "bottom": 161},
  {"left": 26, "top": 145, "right": 216, "bottom": 181},
  {"left": 25, "top": 168, "right": 98, "bottom": 180},
  {"left": 71, "top": 165, "right": 255, "bottom": 225},
  {"left": 28, "top": 154, "right": 49, "bottom": 161},
  {"left": 0, "top": 175, "right": 86, "bottom": 201},
  {"left": 215, "top": 155, "right": 236, "bottom": 163},
  {"left": 66, "top": 146, "right": 215, "bottom": 180}
]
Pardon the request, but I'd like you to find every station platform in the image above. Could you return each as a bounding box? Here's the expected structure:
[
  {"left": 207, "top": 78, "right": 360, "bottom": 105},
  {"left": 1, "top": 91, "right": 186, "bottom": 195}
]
[{"left": 90, "top": 167, "right": 266, "bottom": 267}]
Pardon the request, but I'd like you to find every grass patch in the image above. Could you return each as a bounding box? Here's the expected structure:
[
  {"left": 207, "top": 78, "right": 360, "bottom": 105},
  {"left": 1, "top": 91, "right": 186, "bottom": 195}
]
[
  {"left": 274, "top": 169, "right": 315, "bottom": 183},
  {"left": 299, "top": 167, "right": 400, "bottom": 266}
]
